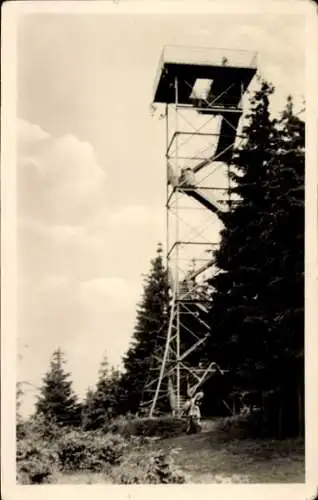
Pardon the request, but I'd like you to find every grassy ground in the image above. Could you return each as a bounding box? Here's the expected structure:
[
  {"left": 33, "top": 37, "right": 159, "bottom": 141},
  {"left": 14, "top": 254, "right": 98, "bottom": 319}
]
[
  {"left": 55, "top": 419, "right": 305, "bottom": 484},
  {"left": 153, "top": 427, "right": 305, "bottom": 483}
]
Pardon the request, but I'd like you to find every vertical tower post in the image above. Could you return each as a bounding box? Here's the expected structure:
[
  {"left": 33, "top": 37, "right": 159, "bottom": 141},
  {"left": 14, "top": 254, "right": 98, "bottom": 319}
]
[{"left": 174, "top": 75, "right": 181, "bottom": 414}]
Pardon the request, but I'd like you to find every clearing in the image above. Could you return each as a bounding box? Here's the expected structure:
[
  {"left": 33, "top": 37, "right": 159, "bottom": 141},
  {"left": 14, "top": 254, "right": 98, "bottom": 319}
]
[
  {"left": 56, "top": 420, "right": 305, "bottom": 484},
  {"left": 153, "top": 422, "right": 305, "bottom": 483}
]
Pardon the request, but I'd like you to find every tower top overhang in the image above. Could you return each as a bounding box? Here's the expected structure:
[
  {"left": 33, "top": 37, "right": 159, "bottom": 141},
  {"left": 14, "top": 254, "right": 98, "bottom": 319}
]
[{"left": 153, "top": 45, "right": 258, "bottom": 106}]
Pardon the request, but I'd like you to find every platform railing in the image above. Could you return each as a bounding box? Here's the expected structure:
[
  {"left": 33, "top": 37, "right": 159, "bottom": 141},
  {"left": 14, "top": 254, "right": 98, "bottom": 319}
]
[
  {"left": 153, "top": 45, "right": 258, "bottom": 98},
  {"left": 163, "top": 45, "right": 258, "bottom": 69}
]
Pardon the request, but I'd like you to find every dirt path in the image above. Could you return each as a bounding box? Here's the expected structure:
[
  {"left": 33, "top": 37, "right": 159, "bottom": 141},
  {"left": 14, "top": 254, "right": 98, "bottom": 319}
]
[{"left": 154, "top": 424, "right": 305, "bottom": 483}]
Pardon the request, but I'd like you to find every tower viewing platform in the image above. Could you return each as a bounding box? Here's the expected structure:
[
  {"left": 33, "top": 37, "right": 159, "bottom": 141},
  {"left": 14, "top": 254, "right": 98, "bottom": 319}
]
[{"left": 153, "top": 45, "right": 257, "bottom": 110}]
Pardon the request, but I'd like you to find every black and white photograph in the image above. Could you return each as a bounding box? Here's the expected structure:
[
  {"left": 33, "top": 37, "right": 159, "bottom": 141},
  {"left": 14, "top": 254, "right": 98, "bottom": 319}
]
[{"left": 1, "top": 1, "right": 317, "bottom": 496}]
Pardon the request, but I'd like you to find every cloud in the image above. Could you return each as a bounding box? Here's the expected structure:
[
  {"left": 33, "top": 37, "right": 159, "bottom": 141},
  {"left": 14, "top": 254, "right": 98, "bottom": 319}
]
[
  {"left": 17, "top": 119, "right": 50, "bottom": 146},
  {"left": 79, "top": 277, "right": 142, "bottom": 312},
  {"left": 17, "top": 119, "right": 107, "bottom": 225},
  {"left": 109, "top": 205, "right": 161, "bottom": 227}
]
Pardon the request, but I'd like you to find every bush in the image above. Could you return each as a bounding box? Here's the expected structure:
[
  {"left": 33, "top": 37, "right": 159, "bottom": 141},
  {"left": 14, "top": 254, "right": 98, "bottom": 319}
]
[
  {"left": 57, "top": 430, "right": 128, "bottom": 472},
  {"left": 111, "top": 416, "right": 186, "bottom": 439},
  {"left": 110, "top": 448, "right": 186, "bottom": 484},
  {"left": 215, "top": 411, "right": 264, "bottom": 440},
  {"left": 108, "top": 414, "right": 132, "bottom": 437},
  {"left": 17, "top": 427, "right": 128, "bottom": 481},
  {"left": 17, "top": 437, "right": 59, "bottom": 484},
  {"left": 16, "top": 415, "right": 186, "bottom": 483},
  {"left": 18, "top": 414, "right": 64, "bottom": 442}
]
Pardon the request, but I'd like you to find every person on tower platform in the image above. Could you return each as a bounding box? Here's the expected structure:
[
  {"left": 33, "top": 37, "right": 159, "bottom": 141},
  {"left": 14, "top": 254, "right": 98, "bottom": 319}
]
[{"left": 179, "top": 167, "right": 195, "bottom": 188}]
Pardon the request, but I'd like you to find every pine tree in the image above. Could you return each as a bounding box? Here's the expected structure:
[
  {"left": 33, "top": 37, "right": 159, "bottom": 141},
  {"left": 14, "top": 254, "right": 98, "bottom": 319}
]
[
  {"left": 81, "top": 386, "right": 95, "bottom": 430},
  {"left": 35, "top": 347, "right": 81, "bottom": 427},
  {"left": 205, "top": 81, "right": 305, "bottom": 435},
  {"left": 118, "top": 244, "right": 169, "bottom": 415},
  {"left": 16, "top": 382, "right": 24, "bottom": 424},
  {"left": 207, "top": 80, "right": 277, "bottom": 390},
  {"left": 255, "top": 95, "right": 305, "bottom": 435},
  {"left": 82, "top": 355, "right": 121, "bottom": 430}
]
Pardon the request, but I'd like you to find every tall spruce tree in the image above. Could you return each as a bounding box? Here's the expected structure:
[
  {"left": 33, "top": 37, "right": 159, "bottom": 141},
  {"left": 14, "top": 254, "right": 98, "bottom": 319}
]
[
  {"left": 207, "top": 80, "right": 277, "bottom": 391},
  {"left": 16, "top": 382, "right": 23, "bottom": 423},
  {"left": 35, "top": 347, "right": 81, "bottom": 427},
  {"left": 205, "top": 81, "right": 304, "bottom": 436},
  {"left": 81, "top": 386, "right": 95, "bottom": 430},
  {"left": 255, "top": 95, "right": 305, "bottom": 435},
  {"left": 119, "top": 243, "right": 169, "bottom": 415},
  {"left": 82, "top": 355, "right": 122, "bottom": 430}
]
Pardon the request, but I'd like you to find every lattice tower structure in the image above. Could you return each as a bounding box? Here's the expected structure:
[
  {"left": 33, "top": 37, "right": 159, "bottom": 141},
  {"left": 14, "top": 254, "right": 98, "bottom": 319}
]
[{"left": 141, "top": 46, "right": 258, "bottom": 417}]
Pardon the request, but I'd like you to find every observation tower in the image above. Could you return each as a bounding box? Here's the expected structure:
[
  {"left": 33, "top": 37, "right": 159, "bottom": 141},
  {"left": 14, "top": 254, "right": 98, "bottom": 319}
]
[{"left": 142, "top": 46, "right": 258, "bottom": 417}]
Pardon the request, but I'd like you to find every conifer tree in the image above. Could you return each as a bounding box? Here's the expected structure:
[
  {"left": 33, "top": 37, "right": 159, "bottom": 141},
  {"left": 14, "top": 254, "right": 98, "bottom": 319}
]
[
  {"left": 35, "top": 347, "right": 81, "bottom": 427},
  {"left": 118, "top": 243, "right": 169, "bottom": 415},
  {"left": 81, "top": 386, "right": 95, "bottom": 430},
  {"left": 207, "top": 80, "right": 277, "bottom": 389},
  {"left": 82, "top": 355, "right": 121, "bottom": 430},
  {"left": 16, "top": 382, "right": 24, "bottom": 424},
  {"left": 255, "top": 95, "right": 305, "bottom": 435},
  {"left": 205, "top": 81, "right": 304, "bottom": 435}
]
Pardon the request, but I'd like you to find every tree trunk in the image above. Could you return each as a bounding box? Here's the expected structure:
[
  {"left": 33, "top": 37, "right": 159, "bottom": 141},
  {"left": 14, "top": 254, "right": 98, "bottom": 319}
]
[
  {"left": 297, "top": 382, "right": 304, "bottom": 437},
  {"left": 278, "top": 401, "right": 283, "bottom": 439}
]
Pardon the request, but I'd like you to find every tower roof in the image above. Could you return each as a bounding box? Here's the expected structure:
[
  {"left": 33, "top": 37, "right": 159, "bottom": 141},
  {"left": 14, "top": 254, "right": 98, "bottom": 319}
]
[{"left": 153, "top": 45, "right": 258, "bottom": 106}]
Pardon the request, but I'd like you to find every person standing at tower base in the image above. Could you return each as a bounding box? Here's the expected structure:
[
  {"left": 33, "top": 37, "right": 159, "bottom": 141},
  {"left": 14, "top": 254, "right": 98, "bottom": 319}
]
[{"left": 184, "top": 391, "right": 204, "bottom": 434}]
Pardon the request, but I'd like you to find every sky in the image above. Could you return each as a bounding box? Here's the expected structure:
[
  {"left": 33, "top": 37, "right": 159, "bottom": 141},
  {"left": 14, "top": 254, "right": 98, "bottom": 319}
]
[{"left": 16, "top": 9, "right": 306, "bottom": 417}]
